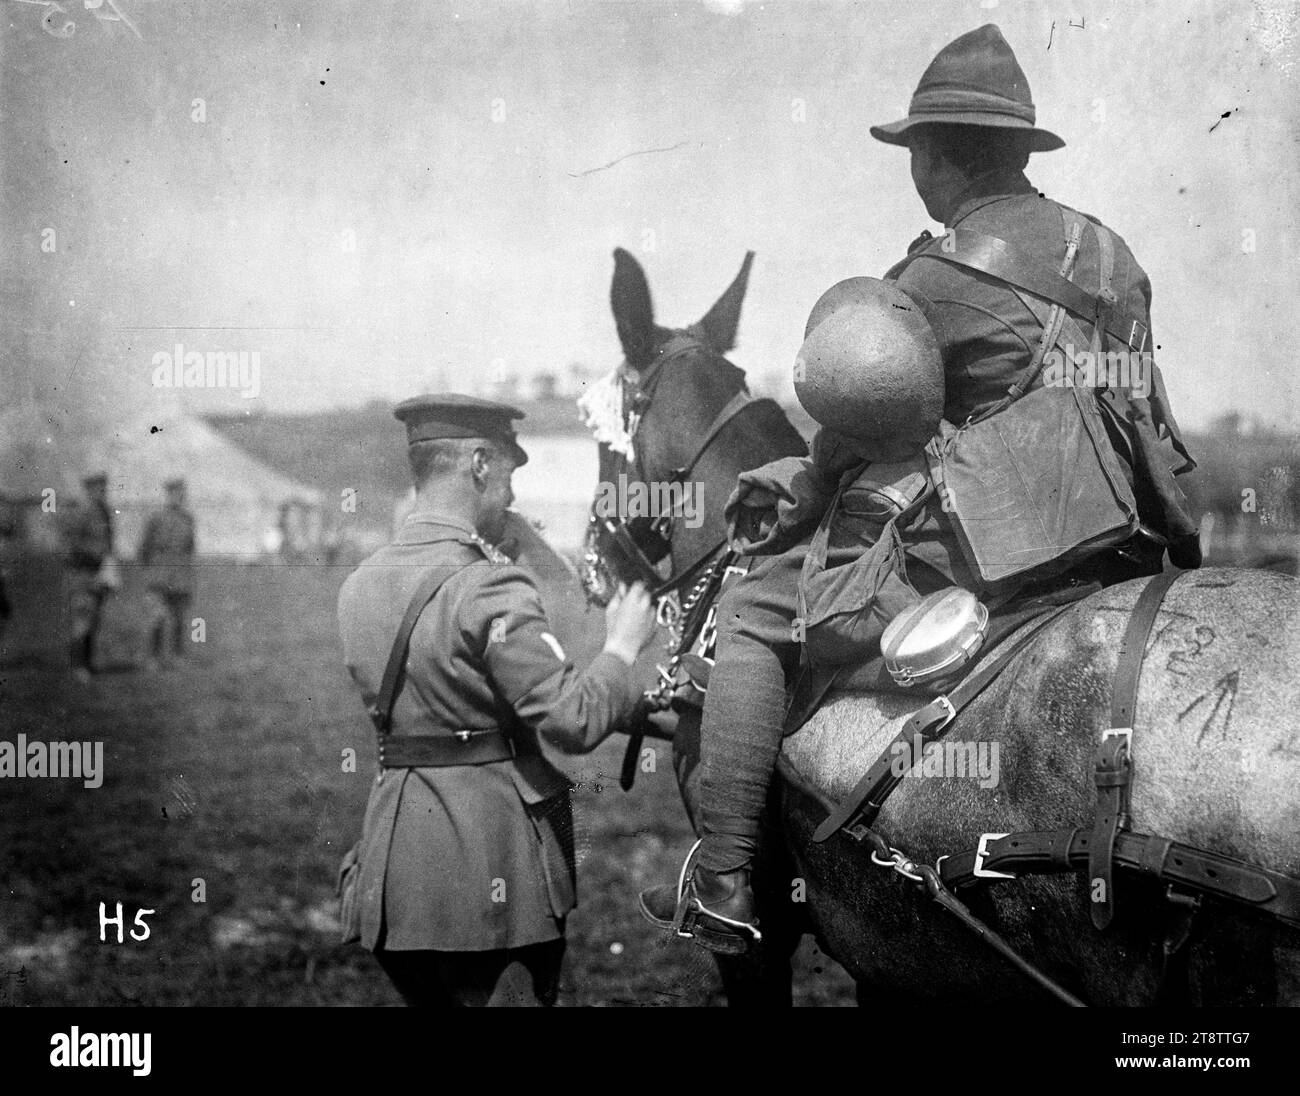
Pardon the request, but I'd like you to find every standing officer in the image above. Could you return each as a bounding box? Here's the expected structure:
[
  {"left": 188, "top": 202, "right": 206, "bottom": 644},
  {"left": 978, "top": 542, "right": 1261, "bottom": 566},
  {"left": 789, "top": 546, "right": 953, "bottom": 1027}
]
[
  {"left": 139, "top": 477, "right": 197, "bottom": 669},
  {"left": 337, "top": 394, "right": 658, "bottom": 1007},
  {"left": 62, "top": 472, "right": 117, "bottom": 682}
]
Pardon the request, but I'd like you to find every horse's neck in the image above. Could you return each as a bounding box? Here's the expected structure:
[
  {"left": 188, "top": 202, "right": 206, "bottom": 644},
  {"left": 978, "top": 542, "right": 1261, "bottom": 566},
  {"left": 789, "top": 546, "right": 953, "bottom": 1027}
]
[{"left": 667, "top": 401, "right": 803, "bottom": 573}]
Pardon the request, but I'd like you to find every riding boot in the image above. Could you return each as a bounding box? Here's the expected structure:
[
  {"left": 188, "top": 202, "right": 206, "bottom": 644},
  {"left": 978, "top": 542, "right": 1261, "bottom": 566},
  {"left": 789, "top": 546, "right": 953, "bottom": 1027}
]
[{"left": 639, "top": 841, "right": 763, "bottom": 954}]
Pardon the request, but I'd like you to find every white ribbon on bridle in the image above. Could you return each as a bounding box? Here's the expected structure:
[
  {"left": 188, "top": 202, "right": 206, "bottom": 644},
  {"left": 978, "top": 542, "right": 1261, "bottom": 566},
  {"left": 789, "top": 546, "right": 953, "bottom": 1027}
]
[{"left": 577, "top": 365, "right": 636, "bottom": 463}]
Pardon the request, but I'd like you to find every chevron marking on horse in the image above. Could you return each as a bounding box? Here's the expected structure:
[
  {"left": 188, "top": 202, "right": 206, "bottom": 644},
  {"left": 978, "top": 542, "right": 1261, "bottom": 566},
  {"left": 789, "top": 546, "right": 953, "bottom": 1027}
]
[{"left": 1177, "top": 670, "right": 1241, "bottom": 746}]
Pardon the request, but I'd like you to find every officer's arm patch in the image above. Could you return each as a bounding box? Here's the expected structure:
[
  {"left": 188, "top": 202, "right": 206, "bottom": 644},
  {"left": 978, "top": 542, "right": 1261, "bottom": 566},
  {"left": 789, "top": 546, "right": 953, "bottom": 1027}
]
[{"left": 539, "top": 632, "right": 566, "bottom": 662}]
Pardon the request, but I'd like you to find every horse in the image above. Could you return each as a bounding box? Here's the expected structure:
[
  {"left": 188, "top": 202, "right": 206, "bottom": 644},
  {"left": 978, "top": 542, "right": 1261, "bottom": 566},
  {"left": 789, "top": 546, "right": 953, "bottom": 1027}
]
[
  {"left": 579, "top": 247, "right": 1300, "bottom": 1006},
  {"left": 578, "top": 248, "right": 810, "bottom": 1001}
]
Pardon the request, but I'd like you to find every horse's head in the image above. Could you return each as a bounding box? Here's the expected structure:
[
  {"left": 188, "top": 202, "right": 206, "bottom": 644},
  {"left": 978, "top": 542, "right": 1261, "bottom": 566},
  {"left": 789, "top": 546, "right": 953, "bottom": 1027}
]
[{"left": 578, "top": 247, "right": 807, "bottom": 607}]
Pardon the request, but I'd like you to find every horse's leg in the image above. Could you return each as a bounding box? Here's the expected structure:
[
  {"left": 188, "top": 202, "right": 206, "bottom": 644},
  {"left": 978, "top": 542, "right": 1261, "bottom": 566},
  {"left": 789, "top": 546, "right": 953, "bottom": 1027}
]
[
  {"left": 1275, "top": 936, "right": 1300, "bottom": 1006},
  {"left": 1184, "top": 916, "right": 1279, "bottom": 1006},
  {"left": 712, "top": 800, "right": 804, "bottom": 1007},
  {"left": 672, "top": 707, "right": 799, "bottom": 1006}
]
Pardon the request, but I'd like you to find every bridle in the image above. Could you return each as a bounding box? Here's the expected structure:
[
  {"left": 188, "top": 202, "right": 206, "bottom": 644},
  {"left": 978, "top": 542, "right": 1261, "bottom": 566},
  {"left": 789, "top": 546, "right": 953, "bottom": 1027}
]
[
  {"left": 579, "top": 332, "right": 773, "bottom": 611},
  {"left": 580, "top": 332, "right": 776, "bottom": 787}
]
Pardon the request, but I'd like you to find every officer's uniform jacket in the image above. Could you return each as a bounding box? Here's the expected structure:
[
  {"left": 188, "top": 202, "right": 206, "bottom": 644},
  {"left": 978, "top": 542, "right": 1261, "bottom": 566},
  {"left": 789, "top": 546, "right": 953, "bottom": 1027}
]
[
  {"left": 139, "top": 506, "right": 196, "bottom": 596},
  {"left": 337, "top": 512, "right": 641, "bottom": 953},
  {"left": 62, "top": 500, "right": 113, "bottom": 572}
]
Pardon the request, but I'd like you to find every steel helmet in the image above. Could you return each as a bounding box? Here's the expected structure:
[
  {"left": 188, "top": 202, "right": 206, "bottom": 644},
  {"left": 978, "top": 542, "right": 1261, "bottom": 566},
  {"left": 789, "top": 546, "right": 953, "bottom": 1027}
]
[{"left": 794, "top": 277, "right": 944, "bottom": 460}]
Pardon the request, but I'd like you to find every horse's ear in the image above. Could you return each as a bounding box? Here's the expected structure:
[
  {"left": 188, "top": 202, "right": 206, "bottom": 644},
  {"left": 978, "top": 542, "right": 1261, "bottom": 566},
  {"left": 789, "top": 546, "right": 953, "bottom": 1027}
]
[
  {"left": 611, "top": 248, "right": 656, "bottom": 370},
  {"left": 694, "top": 251, "right": 754, "bottom": 354}
]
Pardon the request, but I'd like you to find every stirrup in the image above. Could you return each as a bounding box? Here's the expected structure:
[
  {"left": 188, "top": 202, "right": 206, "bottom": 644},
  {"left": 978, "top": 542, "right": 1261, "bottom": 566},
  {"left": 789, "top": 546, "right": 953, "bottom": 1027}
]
[{"left": 669, "top": 840, "right": 763, "bottom": 946}]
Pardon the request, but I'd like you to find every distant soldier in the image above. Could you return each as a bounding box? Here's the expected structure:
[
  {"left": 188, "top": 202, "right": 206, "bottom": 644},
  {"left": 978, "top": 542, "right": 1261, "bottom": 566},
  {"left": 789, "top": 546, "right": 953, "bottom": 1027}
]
[
  {"left": 336, "top": 394, "right": 659, "bottom": 1007},
  {"left": 140, "top": 477, "right": 196, "bottom": 669},
  {"left": 62, "top": 472, "right": 117, "bottom": 681}
]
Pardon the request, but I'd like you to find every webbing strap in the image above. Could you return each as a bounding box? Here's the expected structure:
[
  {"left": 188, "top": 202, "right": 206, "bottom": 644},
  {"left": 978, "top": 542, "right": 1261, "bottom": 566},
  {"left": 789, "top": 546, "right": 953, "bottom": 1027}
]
[
  {"left": 1090, "top": 219, "right": 1118, "bottom": 366},
  {"left": 926, "top": 226, "right": 1151, "bottom": 353},
  {"left": 985, "top": 208, "right": 1086, "bottom": 418}
]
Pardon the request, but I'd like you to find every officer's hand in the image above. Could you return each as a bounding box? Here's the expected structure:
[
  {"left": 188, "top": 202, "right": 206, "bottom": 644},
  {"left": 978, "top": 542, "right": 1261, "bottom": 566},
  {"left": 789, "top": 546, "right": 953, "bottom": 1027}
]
[
  {"left": 739, "top": 486, "right": 780, "bottom": 510},
  {"left": 602, "top": 582, "right": 658, "bottom": 666}
]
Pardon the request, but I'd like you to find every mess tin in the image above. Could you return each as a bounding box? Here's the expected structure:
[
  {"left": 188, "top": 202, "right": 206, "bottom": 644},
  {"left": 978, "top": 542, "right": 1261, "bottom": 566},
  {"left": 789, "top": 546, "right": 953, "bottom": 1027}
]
[{"left": 881, "top": 586, "right": 989, "bottom": 690}]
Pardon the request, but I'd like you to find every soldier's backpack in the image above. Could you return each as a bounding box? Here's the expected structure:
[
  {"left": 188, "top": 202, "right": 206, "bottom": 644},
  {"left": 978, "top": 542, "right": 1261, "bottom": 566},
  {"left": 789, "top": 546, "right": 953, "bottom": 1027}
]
[{"left": 911, "top": 208, "right": 1179, "bottom": 591}]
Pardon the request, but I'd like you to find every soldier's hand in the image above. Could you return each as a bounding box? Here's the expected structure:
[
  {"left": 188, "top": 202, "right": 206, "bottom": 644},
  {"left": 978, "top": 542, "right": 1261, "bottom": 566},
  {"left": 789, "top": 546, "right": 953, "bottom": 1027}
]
[{"left": 602, "top": 582, "right": 658, "bottom": 666}]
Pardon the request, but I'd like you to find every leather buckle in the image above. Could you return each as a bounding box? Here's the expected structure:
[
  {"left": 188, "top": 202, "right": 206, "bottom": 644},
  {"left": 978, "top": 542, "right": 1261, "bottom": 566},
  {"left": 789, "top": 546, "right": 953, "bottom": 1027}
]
[
  {"left": 973, "top": 832, "right": 1016, "bottom": 880},
  {"left": 1102, "top": 726, "right": 1132, "bottom": 753},
  {"left": 1126, "top": 320, "right": 1149, "bottom": 354},
  {"left": 931, "top": 696, "right": 958, "bottom": 731},
  {"left": 454, "top": 729, "right": 472, "bottom": 743}
]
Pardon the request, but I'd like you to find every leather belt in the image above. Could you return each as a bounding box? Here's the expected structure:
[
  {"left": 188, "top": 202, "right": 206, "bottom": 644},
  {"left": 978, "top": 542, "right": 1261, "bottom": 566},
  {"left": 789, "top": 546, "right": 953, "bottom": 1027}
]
[{"left": 378, "top": 729, "right": 518, "bottom": 768}]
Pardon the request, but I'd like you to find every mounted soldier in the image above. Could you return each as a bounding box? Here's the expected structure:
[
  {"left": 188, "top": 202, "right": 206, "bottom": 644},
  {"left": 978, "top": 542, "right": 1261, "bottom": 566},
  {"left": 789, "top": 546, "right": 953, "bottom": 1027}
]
[{"left": 641, "top": 24, "right": 1201, "bottom": 953}]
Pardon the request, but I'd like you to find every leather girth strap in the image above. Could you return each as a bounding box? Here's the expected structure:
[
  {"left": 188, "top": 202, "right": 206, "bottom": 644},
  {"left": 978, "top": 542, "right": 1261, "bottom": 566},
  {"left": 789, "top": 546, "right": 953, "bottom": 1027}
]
[
  {"left": 812, "top": 601, "right": 1076, "bottom": 843},
  {"left": 369, "top": 558, "right": 519, "bottom": 769},
  {"left": 1090, "top": 567, "right": 1183, "bottom": 928},
  {"left": 936, "top": 827, "right": 1300, "bottom": 932}
]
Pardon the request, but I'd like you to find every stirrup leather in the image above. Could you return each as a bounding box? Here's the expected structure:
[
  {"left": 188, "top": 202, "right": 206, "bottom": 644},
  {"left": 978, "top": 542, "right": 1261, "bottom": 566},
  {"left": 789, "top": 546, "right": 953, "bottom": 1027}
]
[{"left": 668, "top": 840, "right": 763, "bottom": 943}]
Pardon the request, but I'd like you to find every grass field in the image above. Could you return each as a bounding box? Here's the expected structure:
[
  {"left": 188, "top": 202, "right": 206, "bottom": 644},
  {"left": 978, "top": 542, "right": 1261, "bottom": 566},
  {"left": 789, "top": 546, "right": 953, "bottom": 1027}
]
[{"left": 0, "top": 555, "right": 855, "bottom": 1006}]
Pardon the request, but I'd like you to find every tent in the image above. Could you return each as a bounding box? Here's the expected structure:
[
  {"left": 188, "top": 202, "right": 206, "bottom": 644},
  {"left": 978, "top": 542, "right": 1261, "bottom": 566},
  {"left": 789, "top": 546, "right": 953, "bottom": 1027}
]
[{"left": 0, "top": 402, "right": 322, "bottom": 558}]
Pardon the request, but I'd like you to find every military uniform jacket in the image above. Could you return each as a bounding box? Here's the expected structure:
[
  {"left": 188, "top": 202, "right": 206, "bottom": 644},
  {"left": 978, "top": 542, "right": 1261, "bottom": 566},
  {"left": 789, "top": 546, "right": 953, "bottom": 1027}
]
[
  {"left": 140, "top": 506, "right": 196, "bottom": 595},
  {"left": 337, "top": 513, "right": 641, "bottom": 953},
  {"left": 753, "top": 170, "right": 1197, "bottom": 581},
  {"left": 62, "top": 500, "right": 113, "bottom": 572}
]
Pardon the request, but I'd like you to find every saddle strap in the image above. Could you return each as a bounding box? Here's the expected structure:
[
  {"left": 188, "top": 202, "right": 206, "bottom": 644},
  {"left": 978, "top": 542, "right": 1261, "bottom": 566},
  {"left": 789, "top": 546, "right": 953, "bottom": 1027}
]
[
  {"left": 1090, "top": 567, "right": 1183, "bottom": 929},
  {"left": 938, "top": 828, "right": 1300, "bottom": 931},
  {"left": 812, "top": 602, "right": 1076, "bottom": 844}
]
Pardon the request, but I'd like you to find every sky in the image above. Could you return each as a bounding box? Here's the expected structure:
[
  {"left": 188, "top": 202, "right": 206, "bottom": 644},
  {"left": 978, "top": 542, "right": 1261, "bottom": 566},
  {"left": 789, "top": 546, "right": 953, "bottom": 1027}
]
[{"left": 3, "top": 0, "right": 1299, "bottom": 435}]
